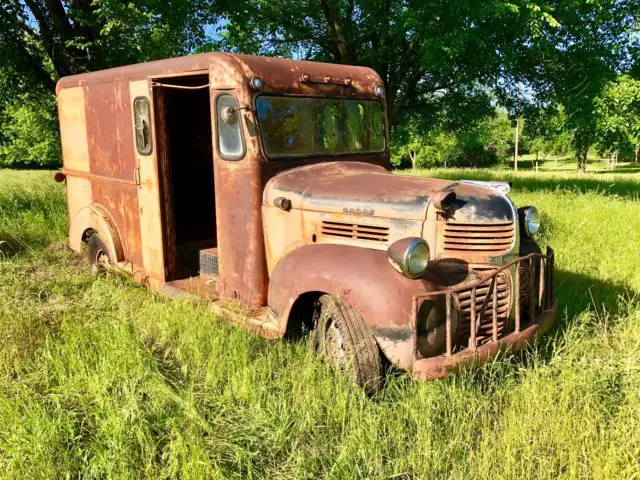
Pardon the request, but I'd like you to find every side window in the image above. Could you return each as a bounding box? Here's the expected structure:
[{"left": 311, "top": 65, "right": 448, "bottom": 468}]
[
  {"left": 216, "top": 93, "right": 245, "bottom": 160},
  {"left": 133, "top": 96, "right": 153, "bottom": 155}
]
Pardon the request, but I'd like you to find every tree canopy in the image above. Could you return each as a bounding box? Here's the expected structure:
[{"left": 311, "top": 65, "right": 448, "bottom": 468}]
[
  {"left": 595, "top": 75, "right": 640, "bottom": 162},
  {"left": 0, "top": 0, "right": 638, "bottom": 169},
  {"left": 216, "top": 0, "right": 560, "bottom": 127}
]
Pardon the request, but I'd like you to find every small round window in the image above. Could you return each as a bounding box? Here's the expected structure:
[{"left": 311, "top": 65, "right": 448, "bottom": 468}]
[{"left": 216, "top": 94, "right": 245, "bottom": 160}]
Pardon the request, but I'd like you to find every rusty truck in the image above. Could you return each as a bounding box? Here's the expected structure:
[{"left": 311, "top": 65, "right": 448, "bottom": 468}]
[{"left": 55, "top": 53, "right": 558, "bottom": 389}]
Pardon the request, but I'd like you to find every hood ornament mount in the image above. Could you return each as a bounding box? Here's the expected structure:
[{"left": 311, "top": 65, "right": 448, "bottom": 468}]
[{"left": 432, "top": 190, "right": 457, "bottom": 220}]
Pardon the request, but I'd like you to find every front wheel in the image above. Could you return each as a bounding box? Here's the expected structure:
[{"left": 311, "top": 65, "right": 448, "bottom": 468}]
[{"left": 309, "top": 294, "right": 383, "bottom": 392}]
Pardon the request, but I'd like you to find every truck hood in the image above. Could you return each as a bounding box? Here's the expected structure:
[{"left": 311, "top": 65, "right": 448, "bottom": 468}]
[{"left": 263, "top": 162, "right": 515, "bottom": 223}]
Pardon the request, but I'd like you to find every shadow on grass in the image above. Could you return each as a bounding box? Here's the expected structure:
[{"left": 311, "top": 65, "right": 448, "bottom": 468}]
[
  {"left": 553, "top": 267, "right": 636, "bottom": 329},
  {"left": 592, "top": 163, "right": 640, "bottom": 175},
  {"left": 461, "top": 266, "right": 638, "bottom": 392},
  {"left": 381, "top": 262, "right": 638, "bottom": 395}
]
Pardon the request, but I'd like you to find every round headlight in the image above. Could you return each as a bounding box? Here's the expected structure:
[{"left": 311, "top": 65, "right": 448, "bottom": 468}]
[
  {"left": 406, "top": 241, "right": 429, "bottom": 278},
  {"left": 387, "top": 237, "right": 430, "bottom": 279},
  {"left": 524, "top": 206, "right": 541, "bottom": 236},
  {"left": 250, "top": 76, "right": 263, "bottom": 90}
]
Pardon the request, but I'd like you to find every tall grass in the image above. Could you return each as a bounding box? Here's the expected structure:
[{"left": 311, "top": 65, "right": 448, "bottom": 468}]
[{"left": 0, "top": 168, "right": 639, "bottom": 478}]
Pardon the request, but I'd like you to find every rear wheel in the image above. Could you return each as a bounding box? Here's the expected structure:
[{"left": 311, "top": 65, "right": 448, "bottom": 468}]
[
  {"left": 308, "top": 294, "right": 382, "bottom": 392},
  {"left": 87, "top": 234, "right": 111, "bottom": 274}
]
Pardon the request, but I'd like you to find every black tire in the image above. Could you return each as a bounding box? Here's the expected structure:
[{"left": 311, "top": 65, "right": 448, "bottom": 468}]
[
  {"left": 87, "top": 234, "right": 110, "bottom": 274},
  {"left": 309, "top": 294, "right": 383, "bottom": 392},
  {"left": 519, "top": 238, "right": 542, "bottom": 322}
]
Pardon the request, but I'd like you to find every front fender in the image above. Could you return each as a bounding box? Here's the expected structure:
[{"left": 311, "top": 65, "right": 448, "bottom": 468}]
[{"left": 268, "top": 244, "right": 441, "bottom": 370}]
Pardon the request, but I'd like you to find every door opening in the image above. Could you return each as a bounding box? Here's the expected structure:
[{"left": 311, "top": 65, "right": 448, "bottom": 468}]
[{"left": 153, "top": 74, "right": 216, "bottom": 280}]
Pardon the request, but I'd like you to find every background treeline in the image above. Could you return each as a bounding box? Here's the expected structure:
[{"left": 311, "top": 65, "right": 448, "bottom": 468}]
[{"left": 0, "top": 0, "right": 638, "bottom": 171}]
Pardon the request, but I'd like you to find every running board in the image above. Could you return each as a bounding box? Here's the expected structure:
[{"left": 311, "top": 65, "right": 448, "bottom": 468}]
[{"left": 161, "top": 281, "right": 281, "bottom": 339}]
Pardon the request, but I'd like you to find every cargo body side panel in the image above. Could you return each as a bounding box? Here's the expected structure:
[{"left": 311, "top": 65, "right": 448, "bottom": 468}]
[
  {"left": 84, "top": 81, "right": 143, "bottom": 265},
  {"left": 58, "top": 86, "right": 92, "bottom": 251}
]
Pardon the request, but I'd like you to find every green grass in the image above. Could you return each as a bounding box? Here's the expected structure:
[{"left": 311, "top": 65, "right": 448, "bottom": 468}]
[{"left": 1, "top": 167, "right": 639, "bottom": 479}]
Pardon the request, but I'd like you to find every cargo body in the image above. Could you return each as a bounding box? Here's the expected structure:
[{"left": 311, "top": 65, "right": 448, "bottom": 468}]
[{"left": 56, "top": 52, "right": 557, "bottom": 385}]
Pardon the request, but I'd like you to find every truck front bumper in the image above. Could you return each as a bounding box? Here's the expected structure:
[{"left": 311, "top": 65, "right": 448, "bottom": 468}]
[{"left": 412, "top": 247, "right": 557, "bottom": 380}]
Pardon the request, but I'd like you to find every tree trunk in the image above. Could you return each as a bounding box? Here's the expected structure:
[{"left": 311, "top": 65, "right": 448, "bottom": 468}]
[
  {"left": 578, "top": 151, "right": 587, "bottom": 173},
  {"left": 410, "top": 151, "right": 417, "bottom": 170},
  {"left": 635, "top": 143, "right": 639, "bottom": 163}
]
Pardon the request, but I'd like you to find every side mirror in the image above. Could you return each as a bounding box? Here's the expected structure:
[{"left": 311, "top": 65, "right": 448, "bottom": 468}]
[{"left": 221, "top": 106, "right": 239, "bottom": 125}]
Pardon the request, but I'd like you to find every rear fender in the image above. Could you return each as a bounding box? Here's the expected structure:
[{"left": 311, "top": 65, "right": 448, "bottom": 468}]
[
  {"left": 268, "top": 244, "right": 440, "bottom": 370},
  {"left": 69, "top": 204, "right": 124, "bottom": 262}
]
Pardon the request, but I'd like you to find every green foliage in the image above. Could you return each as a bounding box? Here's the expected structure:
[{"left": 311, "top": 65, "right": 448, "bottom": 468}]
[
  {"left": 217, "top": 0, "right": 557, "bottom": 126},
  {"left": 392, "top": 129, "right": 463, "bottom": 169},
  {"left": 523, "top": 106, "right": 572, "bottom": 157},
  {"left": 517, "top": 0, "right": 639, "bottom": 169},
  {"left": 0, "top": 0, "right": 216, "bottom": 169},
  {"left": 392, "top": 110, "right": 514, "bottom": 169},
  {"left": 0, "top": 0, "right": 637, "bottom": 169},
  {"left": 595, "top": 75, "right": 640, "bottom": 160},
  {"left": 0, "top": 93, "right": 60, "bottom": 168},
  {"left": 0, "top": 0, "right": 214, "bottom": 86},
  {"left": 1, "top": 169, "right": 640, "bottom": 477}
]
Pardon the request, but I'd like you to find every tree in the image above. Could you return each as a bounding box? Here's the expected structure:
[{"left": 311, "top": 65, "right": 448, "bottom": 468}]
[
  {"left": 0, "top": 92, "right": 60, "bottom": 168},
  {"left": 512, "top": 0, "right": 640, "bottom": 172},
  {"left": 0, "top": 0, "right": 213, "bottom": 94},
  {"left": 215, "top": 0, "right": 557, "bottom": 127},
  {"left": 595, "top": 75, "right": 640, "bottom": 163},
  {"left": 0, "top": 0, "right": 216, "bottom": 167},
  {"left": 391, "top": 108, "right": 513, "bottom": 169},
  {"left": 523, "top": 105, "right": 571, "bottom": 164}
]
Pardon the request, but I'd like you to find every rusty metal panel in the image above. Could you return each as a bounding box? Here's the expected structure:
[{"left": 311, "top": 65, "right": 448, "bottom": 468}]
[
  {"left": 85, "top": 81, "right": 136, "bottom": 181},
  {"left": 232, "top": 53, "right": 384, "bottom": 99},
  {"left": 267, "top": 243, "right": 445, "bottom": 371},
  {"left": 262, "top": 205, "right": 305, "bottom": 274},
  {"left": 263, "top": 161, "right": 446, "bottom": 220},
  {"left": 57, "top": 52, "right": 385, "bottom": 101},
  {"left": 65, "top": 176, "right": 93, "bottom": 225},
  {"left": 129, "top": 79, "right": 166, "bottom": 282},
  {"left": 441, "top": 221, "right": 515, "bottom": 256},
  {"left": 57, "top": 86, "right": 90, "bottom": 172},
  {"left": 91, "top": 178, "right": 143, "bottom": 265},
  {"left": 209, "top": 61, "right": 268, "bottom": 308},
  {"left": 64, "top": 176, "right": 93, "bottom": 251}
]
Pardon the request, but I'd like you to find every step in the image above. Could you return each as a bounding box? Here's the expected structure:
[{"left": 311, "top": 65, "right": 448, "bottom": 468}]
[{"left": 199, "top": 247, "right": 219, "bottom": 279}]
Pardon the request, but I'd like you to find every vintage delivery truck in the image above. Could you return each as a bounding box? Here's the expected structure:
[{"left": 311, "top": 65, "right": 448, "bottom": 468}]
[{"left": 55, "top": 52, "right": 558, "bottom": 389}]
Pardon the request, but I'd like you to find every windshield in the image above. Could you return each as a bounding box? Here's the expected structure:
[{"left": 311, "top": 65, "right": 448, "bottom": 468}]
[{"left": 255, "top": 96, "right": 385, "bottom": 158}]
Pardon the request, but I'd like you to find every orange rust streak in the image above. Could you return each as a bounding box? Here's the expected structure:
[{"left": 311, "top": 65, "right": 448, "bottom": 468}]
[{"left": 62, "top": 169, "right": 137, "bottom": 186}]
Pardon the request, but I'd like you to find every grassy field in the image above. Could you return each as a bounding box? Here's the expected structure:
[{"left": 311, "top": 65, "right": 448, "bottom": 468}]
[{"left": 0, "top": 167, "right": 639, "bottom": 479}]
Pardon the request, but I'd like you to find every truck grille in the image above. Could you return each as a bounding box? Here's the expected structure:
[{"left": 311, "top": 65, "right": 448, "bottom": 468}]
[
  {"left": 319, "top": 221, "right": 389, "bottom": 242},
  {"left": 454, "top": 267, "right": 512, "bottom": 347},
  {"left": 442, "top": 221, "right": 515, "bottom": 256}
]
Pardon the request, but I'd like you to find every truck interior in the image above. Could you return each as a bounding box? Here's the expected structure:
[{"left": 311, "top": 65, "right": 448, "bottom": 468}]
[{"left": 152, "top": 73, "right": 217, "bottom": 281}]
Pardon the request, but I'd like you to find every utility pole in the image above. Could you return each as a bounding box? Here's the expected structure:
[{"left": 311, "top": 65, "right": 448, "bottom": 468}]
[
  {"left": 514, "top": 116, "right": 520, "bottom": 172},
  {"left": 514, "top": 84, "right": 520, "bottom": 172}
]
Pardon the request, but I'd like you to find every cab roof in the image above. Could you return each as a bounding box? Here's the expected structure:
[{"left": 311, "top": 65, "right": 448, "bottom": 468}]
[{"left": 56, "top": 52, "right": 383, "bottom": 99}]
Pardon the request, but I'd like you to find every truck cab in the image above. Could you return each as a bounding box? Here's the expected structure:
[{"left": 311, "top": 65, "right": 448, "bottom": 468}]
[{"left": 56, "top": 53, "right": 557, "bottom": 389}]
